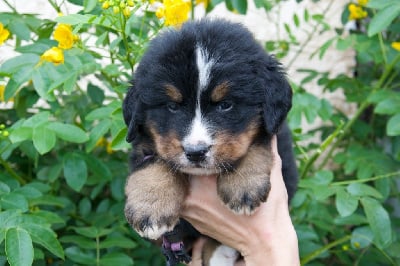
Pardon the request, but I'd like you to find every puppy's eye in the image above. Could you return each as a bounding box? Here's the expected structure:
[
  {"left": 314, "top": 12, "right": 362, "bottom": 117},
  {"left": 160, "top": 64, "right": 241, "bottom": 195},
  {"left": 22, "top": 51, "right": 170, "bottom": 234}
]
[
  {"left": 167, "top": 102, "right": 179, "bottom": 113},
  {"left": 216, "top": 101, "right": 233, "bottom": 112}
]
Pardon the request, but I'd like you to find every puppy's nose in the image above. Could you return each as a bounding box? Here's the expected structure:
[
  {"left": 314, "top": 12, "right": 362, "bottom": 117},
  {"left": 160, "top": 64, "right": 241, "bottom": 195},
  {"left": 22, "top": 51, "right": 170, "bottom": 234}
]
[{"left": 184, "top": 144, "right": 210, "bottom": 163}]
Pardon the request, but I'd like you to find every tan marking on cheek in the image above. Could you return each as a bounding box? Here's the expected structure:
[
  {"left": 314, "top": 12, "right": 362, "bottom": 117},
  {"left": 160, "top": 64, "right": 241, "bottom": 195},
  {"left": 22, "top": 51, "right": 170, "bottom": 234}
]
[
  {"left": 148, "top": 125, "right": 182, "bottom": 159},
  {"left": 211, "top": 81, "right": 230, "bottom": 102},
  {"left": 165, "top": 84, "right": 182, "bottom": 103},
  {"left": 214, "top": 121, "right": 260, "bottom": 161}
]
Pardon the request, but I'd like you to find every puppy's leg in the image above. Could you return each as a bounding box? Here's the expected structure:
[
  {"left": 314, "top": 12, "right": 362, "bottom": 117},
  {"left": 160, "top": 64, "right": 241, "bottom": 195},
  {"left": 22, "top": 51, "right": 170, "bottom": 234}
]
[
  {"left": 217, "top": 145, "right": 273, "bottom": 215},
  {"left": 125, "top": 162, "right": 188, "bottom": 239}
]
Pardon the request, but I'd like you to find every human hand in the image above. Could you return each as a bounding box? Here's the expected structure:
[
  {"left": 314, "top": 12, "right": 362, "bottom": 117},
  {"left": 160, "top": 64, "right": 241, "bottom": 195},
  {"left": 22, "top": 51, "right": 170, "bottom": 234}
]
[{"left": 181, "top": 135, "right": 300, "bottom": 266}]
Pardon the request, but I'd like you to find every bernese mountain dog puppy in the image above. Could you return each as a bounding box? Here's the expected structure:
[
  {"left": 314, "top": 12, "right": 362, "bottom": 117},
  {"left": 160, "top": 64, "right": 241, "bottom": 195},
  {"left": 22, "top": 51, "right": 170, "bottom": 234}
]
[{"left": 122, "top": 19, "right": 298, "bottom": 265}]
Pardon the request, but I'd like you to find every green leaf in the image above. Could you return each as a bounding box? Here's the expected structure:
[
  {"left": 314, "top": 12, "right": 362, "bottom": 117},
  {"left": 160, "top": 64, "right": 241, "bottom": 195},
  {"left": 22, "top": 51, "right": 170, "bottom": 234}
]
[
  {"left": 367, "top": 0, "right": 400, "bottom": 10},
  {"left": 335, "top": 189, "right": 358, "bottom": 217},
  {"left": 5, "top": 227, "right": 34, "bottom": 266},
  {"left": 85, "top": 107, "right": 115, "bottom": 121},
  {"left": 351, "top": 226, "right": 374, "bottom": 249},
  {"left": 21, "top": 223, "right": 64, "bottom": 259},
  {"left": 23, "top": 112, "right": 50, "bottom": 128},
  {"left": 387, "top": 113, "right": 400, "bottom": 136},
  {"left": 374, "top": 98, "right": 400, "bottom": 115},
  {"left": 84, "top": 0, "right": 98, "bottom": 12},
  {"left": 65, "top": 246, "right": 96, "bottom": 264},
  {"left": 33, "top": 125, "right": 56, "bottom": 155},
  {"left": 9, "top": 127, "right": 33, "bottom": 143},
  {"left": 32, "top": 67, "right": 56, "bottom": 102},
  {"left": 47, "top": 122, "right": 88, "bottom": 143},
  {"left": 230, "top": 0, "right": 247, "bottom": 14},
  {"left": 82, "top": 154, "right": 112, "bottom": 181},
  {"left": 100, "top": 252, "right": 133, "bottom": 266},
  {"left": 111, "top": 127, "right": 130, "bottom": 150},
  {"left": 86, "top": 119, "right": 112, "bottom": 152},
  {"left": 70, "top": 226, "right": 113, "bottom": 238},
  {"left": 63, "top": 153, "right": 88, "bottom": 192},
  {"left": 1, "top": 193, "right": 29, "bottom": 211},
  {"left": 8, "top": 19, "right": 31, "bottom": 40},
  {"left": 367, "top": 4, "right": 400, "bottom": 36},
  {"left": 0, "top": 54, "right": 39, "bottom": 75},
  {"left": 347, "top": 183, "right": 383, "bottom": 199},
  {"left": 360, "top": 197, "right": 392, "bottom": 248},
  {"left": 99, "top": 235, "right": 138, "bottom": 249}
]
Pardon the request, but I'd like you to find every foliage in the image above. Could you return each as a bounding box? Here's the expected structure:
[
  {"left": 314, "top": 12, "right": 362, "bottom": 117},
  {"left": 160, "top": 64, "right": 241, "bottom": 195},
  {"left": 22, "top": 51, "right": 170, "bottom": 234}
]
[{"left": 0, "top": 0, "right": 399, "bottom": 266}]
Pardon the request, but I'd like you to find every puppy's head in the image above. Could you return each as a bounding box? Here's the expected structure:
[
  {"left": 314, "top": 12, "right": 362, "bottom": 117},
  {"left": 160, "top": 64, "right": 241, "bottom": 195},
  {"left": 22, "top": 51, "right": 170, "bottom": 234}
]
[{"left": 123, "top": 19, "right": 292, "bottom": 175}]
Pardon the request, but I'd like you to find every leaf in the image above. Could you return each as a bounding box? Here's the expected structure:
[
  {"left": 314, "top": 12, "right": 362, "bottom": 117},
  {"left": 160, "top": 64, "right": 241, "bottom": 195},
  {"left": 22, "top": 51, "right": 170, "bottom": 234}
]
[
  {"left": 33, "top": 125, "right": 56, "bottom": 155},
  {"left": 335, "top": 189, "right": 358, "bottom": 217},
  {"left": 46, "top": 122, "right": 88, "bottom": 143},
  {"left": 21, "top": 223, "right": 64, "bottom": 259},
  {"left": 111, "top": 127, "right": 130, "bottom": 150},
  {"left": 360, "top": 197, "right": 392, "bottom": 248},
  {"left": 65, "top": 246, "right": 96, "bottom": 265},
  {"left": 374, "top": 98, "right": 400, "bottom": 115},
  {"left": 63, "top": 153, "right": 88, "bottom": 192},
  {"left": 230, "top": 0, "right": 247, "bottom": 14},
  {"left": 85, "top": 107, "right": 115, "bottom": 121},
  {"left": 387, "top": 113, "right": 400, "bottom": 136},
  {"left": 70, "top": 226, "right": 113, "bottom": 238},
  {"left": 351, "top": 226, "right": 374, "bottom": 249},
  {"left": 99, "top": 236, "right": 138, "bottom": 249},
  {"left": 0, "top": 54, "right": 39, "bottom": 74},
  {"left": 9, "top": 127, "right": 33, "bottom": 143},
  {"left": 1, "top": 192, "right": 29, "bottom": 211},
  {"left": 367, "top": 4, "right": 400, "bottom": 36},
  {"left": 86, "top": 119, "right": 112, "bottom": 152},
  {"left": 84, "top": 0, "right": 98, "bottom": 12},
  {"left": 347, "top": 183, "right": 383, "bottom": 199},
  {"left": 5, "top": 227, "right": 34, "bottom": 266},
  {"left": 100, "top": 252, "right": 133, "bottom": 266}
]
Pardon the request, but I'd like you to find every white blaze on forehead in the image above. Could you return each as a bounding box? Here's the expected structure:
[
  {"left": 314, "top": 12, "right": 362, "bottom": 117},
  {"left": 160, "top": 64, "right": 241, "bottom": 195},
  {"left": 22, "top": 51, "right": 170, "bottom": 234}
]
[
  {"left": 196, "top": 46, "right": 214, "bottom": 92},
  {"left": 182, "top": 45, "right": 214, "bottom": 148}
]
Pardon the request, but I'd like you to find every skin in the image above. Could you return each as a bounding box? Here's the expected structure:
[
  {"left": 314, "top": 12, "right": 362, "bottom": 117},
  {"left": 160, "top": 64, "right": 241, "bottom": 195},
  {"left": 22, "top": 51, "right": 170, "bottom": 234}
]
[{"left": 181, "top": 136, "right": 300, "bottom": 266}]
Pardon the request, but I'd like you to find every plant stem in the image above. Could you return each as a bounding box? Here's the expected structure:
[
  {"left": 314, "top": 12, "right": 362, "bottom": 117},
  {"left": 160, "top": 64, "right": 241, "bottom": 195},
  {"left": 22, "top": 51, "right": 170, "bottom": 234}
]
[
  {"left": 331, "top": 171, "right": 400, "bottom": 186},
  {"left": 0, "top": 157, "right": 26, "bottom": 185},
  {"left": 3, "top": 0, "right": 17, "bottom": 12},
  {"left": 317, "top": 52, "right": 400, "bottom": 171},
  {"left": 96, "top": 236, "right": 100, "bottom": 266},
  {"left": 287, "top": 0, "right": 334, "bottom": 69},
  {"left": 301, "top": 235, "right": 351, "bottom": 265}
]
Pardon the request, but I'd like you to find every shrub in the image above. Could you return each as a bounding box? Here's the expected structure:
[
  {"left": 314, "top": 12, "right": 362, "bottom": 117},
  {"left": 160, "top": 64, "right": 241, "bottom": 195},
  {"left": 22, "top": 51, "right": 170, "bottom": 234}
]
[{"left": 0, "top": 0, "right": 399, "bottom": 265}]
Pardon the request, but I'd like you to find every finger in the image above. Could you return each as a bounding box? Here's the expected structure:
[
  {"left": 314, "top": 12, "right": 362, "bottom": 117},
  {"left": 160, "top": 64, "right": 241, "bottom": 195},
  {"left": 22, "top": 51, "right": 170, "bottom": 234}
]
[
  {"left": 271, "top": 135, "right": 282, "bottom": 170},
  {"left": 188, "top": 237, "right": 207, "bottom": 266}
]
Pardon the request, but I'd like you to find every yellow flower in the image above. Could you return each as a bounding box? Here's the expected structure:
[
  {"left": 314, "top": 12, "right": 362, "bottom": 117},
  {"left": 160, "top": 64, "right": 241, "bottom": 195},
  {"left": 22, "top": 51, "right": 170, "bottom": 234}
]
[
  {"left": 348, "top": 3, "right": 368, "bottom": 20},
  {"left": 357, "top": 0, "right": 368, "bottom": 6},
  {"left": 54, "top": 24, "right": 78, "bottom": 49},
  {"left": 0, "top": 23, "right": 10, "bottom": 45},
  {"left": 41, "top": 47, "right": 64, "bottom": 65},
  {"left": 392, "top": 42, "right": 400, "bottom": 51},
  {"left": 157, "top": 0, "right": 191, "bottom": 26}
]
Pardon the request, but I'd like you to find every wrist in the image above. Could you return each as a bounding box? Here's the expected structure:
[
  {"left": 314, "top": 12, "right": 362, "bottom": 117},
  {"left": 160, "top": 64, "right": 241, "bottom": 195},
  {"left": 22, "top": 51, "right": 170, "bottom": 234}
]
[{"left": 241, "top": 225, "right": 300, "bottom": 266}]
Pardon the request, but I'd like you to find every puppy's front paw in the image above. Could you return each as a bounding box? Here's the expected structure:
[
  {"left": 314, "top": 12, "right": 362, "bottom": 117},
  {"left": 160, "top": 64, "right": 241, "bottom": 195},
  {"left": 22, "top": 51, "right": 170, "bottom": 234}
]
[
  {"left": 125, "top": 199, "right": 179, "bottom": 239},
  {"left": 217, "top": 175, "right": 271, "bottom": 215}
]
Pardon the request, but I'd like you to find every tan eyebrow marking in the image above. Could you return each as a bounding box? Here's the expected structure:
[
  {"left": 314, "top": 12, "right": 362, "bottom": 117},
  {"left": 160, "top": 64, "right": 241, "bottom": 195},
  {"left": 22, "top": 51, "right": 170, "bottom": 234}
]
[
  {"left": 211, "top": 81, "right": 230, "bottom": 102},
  {"left": 165, "top": 84, "right": 182, "bottom": 103}
]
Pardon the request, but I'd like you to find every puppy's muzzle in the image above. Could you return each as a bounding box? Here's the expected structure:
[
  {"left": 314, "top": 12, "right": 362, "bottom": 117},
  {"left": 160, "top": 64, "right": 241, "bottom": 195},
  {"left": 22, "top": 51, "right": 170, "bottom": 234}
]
[{"left": 183, "top": 143, "right": 210, "bottom": 163}]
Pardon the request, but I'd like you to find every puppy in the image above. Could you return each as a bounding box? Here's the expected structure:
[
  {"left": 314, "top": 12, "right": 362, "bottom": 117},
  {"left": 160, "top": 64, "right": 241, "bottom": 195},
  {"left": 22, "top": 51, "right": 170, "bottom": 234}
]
[{"left": 122, "top": 19, "right": 298, "bottom": 265}]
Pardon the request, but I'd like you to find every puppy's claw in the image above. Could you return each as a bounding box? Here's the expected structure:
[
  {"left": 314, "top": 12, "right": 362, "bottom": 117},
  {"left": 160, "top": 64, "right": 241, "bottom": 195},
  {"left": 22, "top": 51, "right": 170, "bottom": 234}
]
[
  {"left": 125, "top": 205, "right": 178, "bottom": 240},
  {"left": 218, "top": 176, "right": 271, "bottom": 216}
]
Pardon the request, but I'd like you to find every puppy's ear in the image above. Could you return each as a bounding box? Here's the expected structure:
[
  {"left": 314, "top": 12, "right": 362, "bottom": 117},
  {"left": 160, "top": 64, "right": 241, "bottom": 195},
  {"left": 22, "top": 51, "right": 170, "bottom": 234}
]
[
  {"left": 123, "top": 83, "right": 141, "bottom": 143},
  {"left": 261, "top": 60, "right": 292, "bottom": 134}
]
